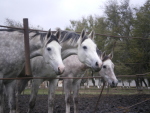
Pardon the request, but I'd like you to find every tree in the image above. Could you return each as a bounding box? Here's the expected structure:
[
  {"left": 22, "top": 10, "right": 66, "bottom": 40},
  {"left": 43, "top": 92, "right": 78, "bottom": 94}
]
[
  {"left": 132, "top": 0, "right": 150, "bottom": 87},
  {"left": 132, "top": 0, "right": 150, "bottom": 73},
  {"left": 65, "top": 0, "right": 150, "bottom": 78},
  {"left": 4, "top": 18, "right": 43, "bottom": 30}
]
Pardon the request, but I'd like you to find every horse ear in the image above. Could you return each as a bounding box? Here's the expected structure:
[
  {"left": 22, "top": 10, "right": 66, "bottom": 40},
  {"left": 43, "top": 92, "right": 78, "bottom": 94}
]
[
  {"left": 55, "top": 28, "right": 61, "bottom": 40},
  {"left": 78, "top": 29, "right": 86, "bottom": 44},
  {"left": 81, "top": 29, "right": 86, "bottom": 39},
  {"left": 108, "top": 52, "right": 113, "bottom": 59},
  {"left": 44, "top": 29, "right": 52, "bottom": 46},
  {"left": 46, "top": 29, "right": 52, "bottom": 39},
  {"left": 88, "top": 30, "right": 95, "bottom": 40},
  {"left": 102, "top": 51, "right": 106, "bottom": 59}
]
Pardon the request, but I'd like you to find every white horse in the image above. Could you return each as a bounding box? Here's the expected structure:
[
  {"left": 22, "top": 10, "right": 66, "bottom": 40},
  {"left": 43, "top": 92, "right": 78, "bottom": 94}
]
[
  {"left": 0, "top": 28, "right": 65, "bottom": 113},
  {"left": 62, "top": 51, "right": 118, "bottom": 113},
  {"left": 17, "top": 29, "right": 102, "bottom": 113}
]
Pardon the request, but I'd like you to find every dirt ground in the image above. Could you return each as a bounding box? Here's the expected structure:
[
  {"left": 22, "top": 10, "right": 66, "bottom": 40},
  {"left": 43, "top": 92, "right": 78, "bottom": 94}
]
[{"left": 4, "top": 94, "right": 150, "bottom": 113}]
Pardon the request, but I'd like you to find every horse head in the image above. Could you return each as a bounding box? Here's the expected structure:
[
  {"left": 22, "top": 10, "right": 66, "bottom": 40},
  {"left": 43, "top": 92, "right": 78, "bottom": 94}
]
[
  {"left": 100, "top": 52, "right": 118, "bottom": 87},
  {"left": 77, "top": 29, "right": 102, "bottom": 72},
  {"left": 42, "top": 29, "right": 65, "bottom": 75}
]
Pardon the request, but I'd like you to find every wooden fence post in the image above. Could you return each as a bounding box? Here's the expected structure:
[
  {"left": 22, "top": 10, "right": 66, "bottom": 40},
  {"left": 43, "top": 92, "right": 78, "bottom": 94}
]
[{"left": 23, "top": 18, "right": 32, "bottom": 76}]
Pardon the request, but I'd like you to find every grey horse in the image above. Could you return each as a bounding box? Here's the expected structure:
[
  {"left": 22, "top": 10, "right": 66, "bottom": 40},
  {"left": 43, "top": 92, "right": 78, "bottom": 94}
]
[
  {"left": 0, "top": 29, "right": 65, "bottom": 113},
  {"left": 62, "top": 50, "right": 118, "bottom": 113},
  {"left": 17, "top": 29, "right": 103, "bottom": 113}
]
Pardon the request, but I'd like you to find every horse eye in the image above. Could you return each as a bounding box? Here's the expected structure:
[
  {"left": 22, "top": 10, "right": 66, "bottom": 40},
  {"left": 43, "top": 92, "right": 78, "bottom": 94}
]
[
  {"left": 47, "top": 47, "right": 51, "bottom": 51},
  {"left": 83, "top": 46, "right": 87, "bottom": 50},
  {"left": 103, "top": 65, "right": 106, "bottom": 69}
]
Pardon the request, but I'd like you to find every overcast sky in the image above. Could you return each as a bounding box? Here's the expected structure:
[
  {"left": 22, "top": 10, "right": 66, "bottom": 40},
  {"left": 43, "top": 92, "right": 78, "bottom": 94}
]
[{"left": 0, "top": 0, "right": 147, "bottom": 31}]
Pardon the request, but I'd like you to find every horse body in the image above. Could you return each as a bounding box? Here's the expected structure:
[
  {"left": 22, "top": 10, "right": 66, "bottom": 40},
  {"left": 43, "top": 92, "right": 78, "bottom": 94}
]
[
  {"left": 0, "top": 29, "right": 64, "bottom": 113},
  {"left": 0, "top": 31, "right": 25, "bottom": 113},
  {"left": 0, "top": 31, "right": 25, "bottom": 80},
  {"left": 62, "top": 53, "right": 118, "bottom": 113}
]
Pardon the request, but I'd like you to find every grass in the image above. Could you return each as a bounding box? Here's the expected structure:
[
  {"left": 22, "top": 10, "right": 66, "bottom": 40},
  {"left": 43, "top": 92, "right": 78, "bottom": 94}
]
[
  {"left": 21, "top": 87, "right": 150, "bottom": 95},
  {"left": 79, "top": 87, "right": 150, "bottom": 95}
]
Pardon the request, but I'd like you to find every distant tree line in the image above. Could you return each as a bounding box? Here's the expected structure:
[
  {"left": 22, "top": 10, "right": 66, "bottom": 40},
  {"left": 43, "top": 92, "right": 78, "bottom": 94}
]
[{"left": 65, "top": 0, "right": 150, "bottom": 87}]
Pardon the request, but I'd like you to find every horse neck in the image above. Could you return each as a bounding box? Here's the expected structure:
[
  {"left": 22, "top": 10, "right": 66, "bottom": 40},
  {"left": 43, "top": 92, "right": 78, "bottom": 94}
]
[
  {"left": 61, "top": 43, "right": 78, "bottom": 60},
  {"left": 65, "top": 55, "right": 88, "bottom": 72},
  {"left": 29, "top": 35, "right": 43, "bottom": 59},
  {"left": 60, "top": 31, "right": 80, "bottom": 59}
]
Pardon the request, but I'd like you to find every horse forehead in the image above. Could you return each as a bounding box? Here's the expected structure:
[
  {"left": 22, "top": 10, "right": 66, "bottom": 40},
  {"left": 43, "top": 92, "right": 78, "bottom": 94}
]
[
  {"left": 47, "top": 41, "right": 61, "bottom": 49},
  {"left": 82, "top": 39, "right": 96, "bottom": 48},
  {"left": 103, "top": 59, "right": 113, "bottom": 66}
]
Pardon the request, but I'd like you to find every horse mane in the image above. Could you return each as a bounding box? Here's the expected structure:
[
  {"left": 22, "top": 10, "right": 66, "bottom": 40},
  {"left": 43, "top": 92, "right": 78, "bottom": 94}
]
[
  {"left": 96, "top": 48, "right": 102, "bottom": 57},
  {"left": 31, "top": 31, "right": 59, "bottom": 45},
  {"left": 60, "top": 30, "right": 80, "bottom": 45},
  {"left": 102, "top": 55, "right": 110, "bottom": 62},
  {"left": 60, "top": 30, "right": 89, "bottom": 46},
  {"left": 96, "top": 48, "right": 110, "bottom": 62},
  {"left": 31, "top": 32, "right": 46, "bottom": 39},
  {"left": 0, "top": 29, "right": 58, "bottom": 45},
  {"left": 46, "top": 35, "right": 59, "bottom": 44}
]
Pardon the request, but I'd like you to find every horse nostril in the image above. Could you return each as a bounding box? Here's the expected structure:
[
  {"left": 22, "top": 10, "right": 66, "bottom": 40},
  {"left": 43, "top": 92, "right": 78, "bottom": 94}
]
[
  {"left": 112, "top": 81, "right": 115, "bottom": 85},
  {"left": 58, "top": 67, "right": 61, "bottom": 74},
  {"left": 95, "top": 62, "right": 99, "bottom": 67},
  {"left": 58, "top": 66, "right": 65, "bottom": 75}
]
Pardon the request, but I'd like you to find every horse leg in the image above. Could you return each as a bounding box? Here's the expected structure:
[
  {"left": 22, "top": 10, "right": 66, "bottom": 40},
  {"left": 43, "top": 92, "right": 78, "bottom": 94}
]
[
  {"left": 16, "top": 79, "right": 30, "bottom": 94},
  {"left": 48, "top": 79, "right": 58, "bottom": 113},
  {"left": 91, "top": 78, "right": 96, "bottom": 87},
  {"left": 27, "top": 79, "right": 43, "bottom": 113},
  {"left": 87, "top": 78, "right": 90, "bottom": 88},
  {"left": 64, "top": 78, "right": 73, "bottom": 113},
  {"left": 16, "top": 80, "right": 21, "bottom": 113},
  {"left": 5, "top": 80, "right": 17, "bottom": 113},
  {"left": 0, "top": 78, "right": 4, "bottom": 113},
  {"left": 97, "top": 78, "right": 101, "bottom": 88},
  {"left": 16, "top": 79, "right": 29, "bottom": 113},
  {"left": 73, "top": 79, "right": 81, "bottom": 113}
]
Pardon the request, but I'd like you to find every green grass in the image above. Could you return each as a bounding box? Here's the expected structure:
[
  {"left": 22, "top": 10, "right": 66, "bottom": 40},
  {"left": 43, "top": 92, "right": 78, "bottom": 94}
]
[
  {"left": 79, "top": 88, "right": 150, "bottom": 95},
  {"left": 21, "top": 87, "right": 150, "bottom": 95}
]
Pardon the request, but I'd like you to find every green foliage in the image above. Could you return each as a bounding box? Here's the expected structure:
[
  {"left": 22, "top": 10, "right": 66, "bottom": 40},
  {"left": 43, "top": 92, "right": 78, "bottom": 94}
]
[
  {"left": 132, "top": 0, "right": 150, "bottom": 73},
  {"left": 65, "top": 0, "right": 150, "bottom": 76}
]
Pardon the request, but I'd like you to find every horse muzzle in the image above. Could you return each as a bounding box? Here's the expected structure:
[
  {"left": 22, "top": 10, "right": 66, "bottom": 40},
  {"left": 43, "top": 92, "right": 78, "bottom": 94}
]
[
  {"left": 92, "top": 61, "right": 102, "bottom": 72},
  {"left": 57, "top": 65, "right": 65, "bottom": 75},
  {"left": 110, "top": 81, "right": 118, "bottom": 88}
]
